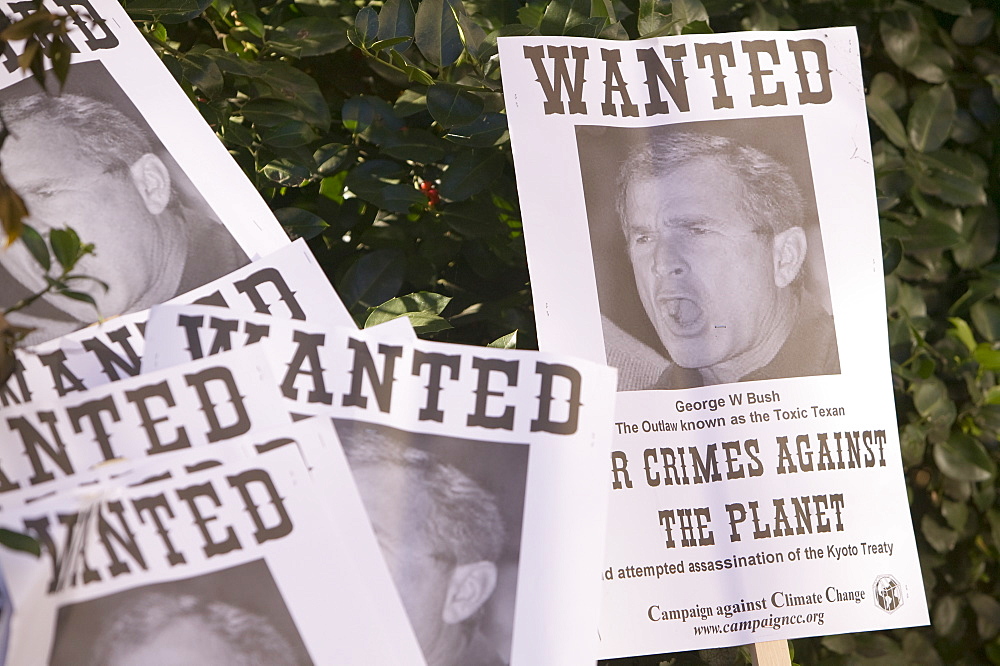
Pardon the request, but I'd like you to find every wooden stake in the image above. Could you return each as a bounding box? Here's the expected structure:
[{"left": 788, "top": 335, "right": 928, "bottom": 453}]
[{"left": 748, "top": 640, "right": 792, "bottom": 666}]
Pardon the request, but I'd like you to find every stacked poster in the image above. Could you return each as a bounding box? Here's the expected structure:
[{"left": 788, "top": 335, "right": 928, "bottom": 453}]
[
  {"left": 499, "top": 28, "right": 930, "bottom": 657},
  {"left": 0, "top": 0, "right": 289, "bottom": 345},
  {"left": 139, "top": 304, "right": 619, "bottom": 665}
]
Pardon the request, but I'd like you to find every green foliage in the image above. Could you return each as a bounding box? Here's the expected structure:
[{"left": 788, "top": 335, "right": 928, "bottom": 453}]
[{"left": 0, "top": 0, "right": 996, "bottom": 659}]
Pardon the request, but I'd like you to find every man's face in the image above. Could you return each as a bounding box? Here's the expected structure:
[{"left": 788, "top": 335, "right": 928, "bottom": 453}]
[
  {"left": 105, "top": 617, "right": 235, "bottom": 665},
  {"left": 0, "top": 118, "right": 173, "bottom": 322},
  {"left": 353, "top": 463, "right": 455, "bottom": 657},
  {"left": 623, "top": 158, "right": 785, "bottom": 376}
]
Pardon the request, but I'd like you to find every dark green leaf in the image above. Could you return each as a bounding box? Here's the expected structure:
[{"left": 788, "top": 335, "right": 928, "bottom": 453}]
[
  {"left": 457, "top": 11, "right": 487, "bottom": 59},
  {"left": 342, "top": 96, "right": 377, "bottom": 134},
  {"left": 427, "top": 83, "right": 485, "bottom": 128},
  {"left": 444, "top": 112, "right": 509, "bottom": 147},
  {"left": 377, "top": 0, "right": 415, "bottom": 51},
  {"left": 922, "top": 515, "right": 959, "bottom": 554},
  {"left": 242, "top": 98, "right": 312, "bottom": 127},
  {"left": 268, "top": 17, "right": 351, "bottom": 58},
  {"left": 971, "top": 301, "right": 1000, "bottom": 342},
  {"left": 0, "top": 528, "right": 40, "bottom": 556},
  {"left": 954, "top": 206, "right": 998, "bottom": 269},
  {"left": 879, "top": 11, "right": 921, "bottom": 68},
  {"left": 337, "top": 249, "right": 406, "bottom": 314},
  {"left": 258, "top": 120, "right": 320, "bottom": 148},
  {"left": 672, "top": 0, "right": 709, "bottom": 29},
  {"left": 180, "top": 53, "right": 224, "bottom": 95},
  {"left": 934, "top": 432, "right": 996, "bottom": 482},
  {"left": 867, "top": 95, "right": 909, "bottom": 149},
  {"left": 314, "top": 143, "right": 352, "bottom": 175},
  {"left": 515, "top": 5, "right": 544, "bottom": 28},
  {"left": 913, "top": 378, "right": 957, "bottom": 429},
  {"left": 910, "top": 149, "right": 988, "bottom": 207},
  {"left": 969, "top": 593, "right": 1000, "bottom": 640},
  {"left": 49, "top": 228, "right": 81, "bottom": 271},
  {"left": 920, "top": 0, "right": 970, "bottom": 16},
  {"left": 869, "top": 72, "right": 907, "bottom": 110},
  {"left": 908, "top": 84, "right": 956, "bottom": 153},
  {"left": 951, "top": 8, "right": 993, "bottom": 45},
  {"left": 540, "top": 0, "right": 590, "bottom": 35},
  {"left": 414, "top": 0, "right": 463, "bottom": 67},
  {"left": 438, "top": 151, "right": 505, "bottom": 202},
  {"left": 381, "top": 129, "right": 448, "bottom": 163},
  {"left": 354, "top": 6, "right": 379, "bottom": 47},
  {"left": 125, "top": 0, "right": 212, "bottom": 22},
  {"left": 58, "top": 289, "right": 97, "bottom": 306},
  {"left": 261, "top": 159, "right": 312, "bottom": 186},
  {"left": 274, "top": 208, "right": 329, "bottom": 241},
  {"left": 20, "top": 224, "right": 49, "bottom": 272},
  {"left": 905, "top": 42, "right": 954, "bottom": 84}
]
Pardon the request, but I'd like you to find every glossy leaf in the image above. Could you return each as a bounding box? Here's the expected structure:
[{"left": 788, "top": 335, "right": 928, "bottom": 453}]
[
  {"left": 867, "top": 95, "right": 909, "bottom": 149},
  {"left": 377, "top": 0, "right": 415, "bottom": 51},
  {"left": 934, "top": 432, "right": 996, "bottom": 482},
  {"left": 879, "top": 11, "right": 921, "bottom": 68},
  {"left": 268, "top": 17, "right": 351, "bottom": 57},
  {"left": 540, "top": 0, "right": 590, "bottom": 35},
  {"left": 426, "top": 83, "right": 485, "bottom": 128},
  {"left": 125, "top": 0, "right": 211, "bottom": 22},
  {"left": 488, "top": 330, "right": 518, "bottom": 348},
  {"left": 908, "top": 84, "right": 956, "bottom": 153},
  {"left": 952, "top": 8, "right": 994, "bottom": 45},
  {"left": 49, "top": 228, "right": 81, "bottom": 271},
  {"left": 414, "top": 0, "right": 463, "bottom": 67},
  {"left": 438, "top": 151, "right": 504, "bottom": 201},
  {"left": 274, "top": 208, "right": 329, "bottom": 241},
  {"left": 337, "top": 249, "right": 406, "bottom": 314},
  {"left": 20, "top": 225, "right": 49, "bottom": 272},
  {"left": 353, "top": 6, "right": 379, "bottom": 47}
]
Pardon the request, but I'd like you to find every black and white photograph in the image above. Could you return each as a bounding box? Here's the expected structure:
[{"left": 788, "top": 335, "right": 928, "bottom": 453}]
[
  {"left": 576, "top": 115, "right": 840, "bottom": 391},
  {"left": 0, "top": 60, "right": 250, "bottom": 345},
  {"left": 335, "top": 420, "right": 528, "bottom": 666},
  {"left": 48, "top": 559, "right": 312, "bottom": 665}
]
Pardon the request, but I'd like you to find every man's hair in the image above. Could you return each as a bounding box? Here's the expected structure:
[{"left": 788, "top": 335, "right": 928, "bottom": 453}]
[
  {"left": 345, "top": 429, "right": 506, "bottom": 565},
  {"left": 0, "top": 93, "right": 152, "bottom": 172},
  {"left": 615, "top": 131, "right": 807, "bottom": 237},
  {"left": 84, "top": 591, "right": 301, "bottom": 666}
]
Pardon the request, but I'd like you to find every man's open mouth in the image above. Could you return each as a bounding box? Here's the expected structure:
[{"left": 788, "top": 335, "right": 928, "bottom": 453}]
[{"left": 660, "top": 297, "right": 703, "bottom": 330}]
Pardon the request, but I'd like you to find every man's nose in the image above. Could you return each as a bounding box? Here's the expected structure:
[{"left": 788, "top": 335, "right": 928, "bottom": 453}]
[{"left": 652, "top": 236, "right": 688, "bottom": 277}]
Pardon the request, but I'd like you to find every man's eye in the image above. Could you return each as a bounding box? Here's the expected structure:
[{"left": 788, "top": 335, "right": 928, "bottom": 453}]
[{"left": 632, "top": 233, "right": 653, "bottom": 245}]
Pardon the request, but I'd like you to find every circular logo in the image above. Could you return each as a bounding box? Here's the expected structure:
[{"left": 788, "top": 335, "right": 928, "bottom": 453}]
[{"left": 873, "top": 574, "right": 903, "bottom": 613}]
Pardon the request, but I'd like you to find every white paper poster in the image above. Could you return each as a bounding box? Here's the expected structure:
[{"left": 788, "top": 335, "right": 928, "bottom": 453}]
[
  {"left": 0, "top": 0, "right": 289, "bottom": 344},
  {"left": 4, "top": 240, "right": 354, "bottom": 409},
  {"left": 0, "top": 346, "right": 290, "bottom": 498},
  {"left": 499, "top": 28, "right": 929, "bottom": 656},
  {"left": 140, "top": 304, "right": 618, "bottom": 666},
  {"left": 0, "top": 442, "right": 425, "bottom": 664}
]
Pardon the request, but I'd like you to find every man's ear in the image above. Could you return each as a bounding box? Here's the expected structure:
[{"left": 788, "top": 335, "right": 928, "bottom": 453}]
[
  {"left": 129, "top": 153, "right": 171, "bottom": 215},
  {"left": 772, "top": 226, "right": 807, "bottom": 288},
  {"left": 441, "top": 561, "right": 498, "bottom": 625}
]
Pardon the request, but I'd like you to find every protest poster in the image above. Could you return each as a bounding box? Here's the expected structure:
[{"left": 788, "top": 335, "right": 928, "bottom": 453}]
[
  {"left": 3, "top": 239, "right": 355, "bottom": 409},
  {"left": 498, "top": 28, "right": 929, "bottom": 656},
  {"left": 140, "top": 303, "right": 618, "bottom": 665},
  {"left": 0, "top": 346, "right": 292, "bottom": 500},
  {"left": 0, "top": 0, "right": 289, "bottom": 345},
  {"left": 0, "top": 442, "right": 426, "bottom": 664}
]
